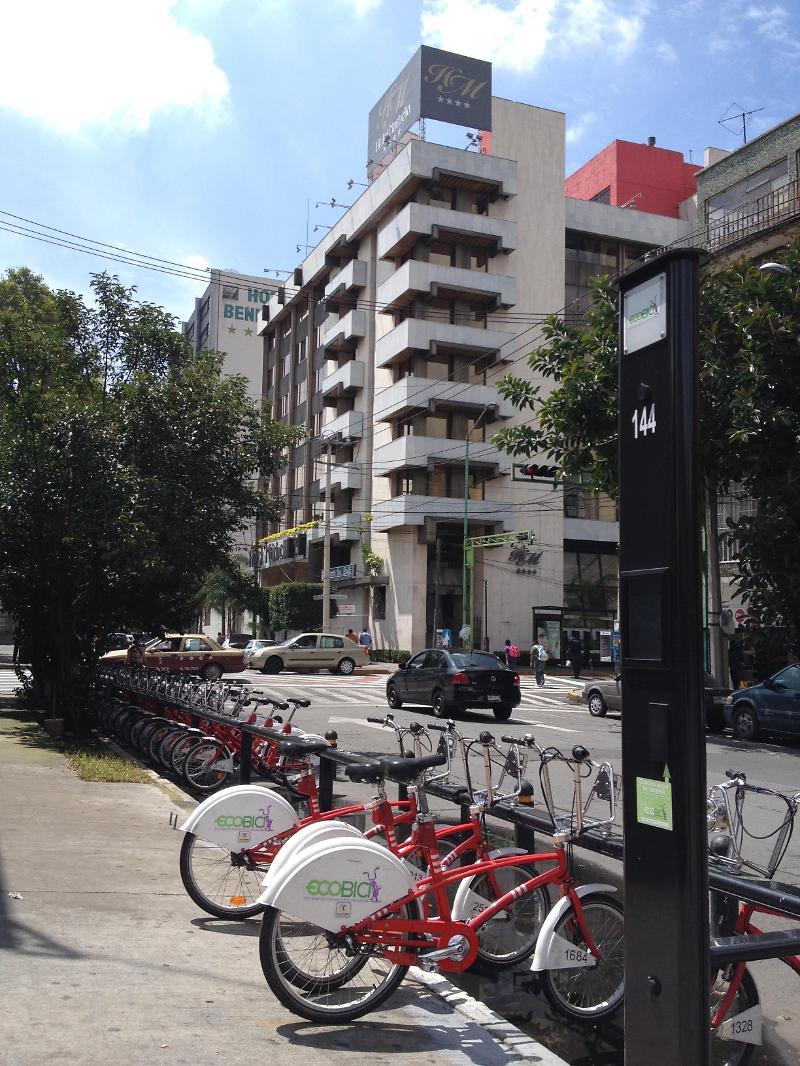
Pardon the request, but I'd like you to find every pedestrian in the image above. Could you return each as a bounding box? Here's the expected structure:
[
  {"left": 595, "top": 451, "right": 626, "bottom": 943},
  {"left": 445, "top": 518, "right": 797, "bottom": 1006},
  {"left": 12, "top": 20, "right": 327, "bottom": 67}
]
[
  {"left": 359, "top": 627, "right": 372, "bottom": 655},
  {"left": 126, "top": 638, "right": 145, "bottom": 667},
  {"left": 346, "top": 628, "right": 358, "bottom": 644},
  {"left": 216, "top": 631, "right": 224, "bottom": 645},
  {"left": 504, "top": 639, "right": 519, "bottom": 669},
  {"left": 530, "top": 639, "right": 548, "bottom": 686},
  {"left": 566, "top": 635, "right": 583, "bottom": 679},
  {"left": 728, "top": 637, "right": 742, "bottom": 691}
]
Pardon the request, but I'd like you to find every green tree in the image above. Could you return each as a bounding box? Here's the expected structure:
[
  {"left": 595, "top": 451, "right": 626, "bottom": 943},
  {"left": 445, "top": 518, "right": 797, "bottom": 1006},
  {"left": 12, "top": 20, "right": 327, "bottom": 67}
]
[
  {"left": 493, "top": 241, "right": 800, "bottom": 653},
  {"left": 197, "top": 561, "right": 271, "bottom": 636},
  {"left": 0, "top": 268, "right": 302, "bottom": 729},
  {"left": 269, "top": 582, "right": 330, "bottom": 635}
]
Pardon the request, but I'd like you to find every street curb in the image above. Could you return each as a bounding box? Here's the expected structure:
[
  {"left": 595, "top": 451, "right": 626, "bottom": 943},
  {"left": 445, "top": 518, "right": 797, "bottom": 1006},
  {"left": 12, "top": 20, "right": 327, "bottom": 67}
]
[
  {"left": 102, "top": 734, "right": 198, "bottom": 809},
  {"left": 411, "top": 968, "right": 569, "bottom": 1064}
]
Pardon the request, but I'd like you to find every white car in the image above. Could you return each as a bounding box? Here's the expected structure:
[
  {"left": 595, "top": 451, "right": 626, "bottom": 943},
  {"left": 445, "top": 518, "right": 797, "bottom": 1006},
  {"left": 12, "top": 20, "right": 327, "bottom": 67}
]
[
  {"left": 249, "top": 633, "right": 369, "bottom": 675},
  {"left": 242, "top": 638, "right": 277, "bottom": 665}
]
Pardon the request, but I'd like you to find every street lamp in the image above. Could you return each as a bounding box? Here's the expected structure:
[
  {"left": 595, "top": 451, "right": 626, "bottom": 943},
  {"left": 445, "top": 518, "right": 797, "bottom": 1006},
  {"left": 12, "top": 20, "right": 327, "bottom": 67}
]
[
  {"left": 758, "top": 261, "right": 794, "bottom": 276},
  {"left": 462, "top": 402, "right": 499, "bottom": 647}
]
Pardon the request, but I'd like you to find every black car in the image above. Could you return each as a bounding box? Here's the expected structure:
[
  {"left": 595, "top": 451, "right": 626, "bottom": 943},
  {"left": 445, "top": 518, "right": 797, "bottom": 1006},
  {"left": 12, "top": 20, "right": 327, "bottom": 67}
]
[{"left": 386, "top": 649, "right": 521, "bottom": 721}]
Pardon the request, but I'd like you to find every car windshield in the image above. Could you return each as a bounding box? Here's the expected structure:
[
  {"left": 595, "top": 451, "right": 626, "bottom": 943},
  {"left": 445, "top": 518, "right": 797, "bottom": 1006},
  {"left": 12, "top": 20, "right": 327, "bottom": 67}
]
[{"left": 449, "top": 652, "right": 506, "bottom": 669}]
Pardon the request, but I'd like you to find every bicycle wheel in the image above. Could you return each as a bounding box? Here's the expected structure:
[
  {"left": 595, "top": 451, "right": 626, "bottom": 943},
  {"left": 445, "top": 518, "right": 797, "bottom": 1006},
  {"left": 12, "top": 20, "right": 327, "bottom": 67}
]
[
  {"left": 158, "top": 726, "right": 187, "bottom": 769},
  {"left": 184, "top": 741, "right": 230, "bottom": 792},
  {"left": 147, "top": 723, "right": 174, "bottom": 764},
  {"left": 711, "top": 967, "right": 759, "bottom": 1066},
  {"left": 180, "top": 832, "right": 270, "bottom": 918},
  {"left": 259, "top": 901, "right": 417, "bottom": 1023},
  {"left": 171, "top": 734, "right": 203, "bottom": 777},
  {"left": 468, "top": 864, "right": 550, "bottom": 972},
  {"left": 542, "top": 894, "right": 625, "bottom": 1020}
]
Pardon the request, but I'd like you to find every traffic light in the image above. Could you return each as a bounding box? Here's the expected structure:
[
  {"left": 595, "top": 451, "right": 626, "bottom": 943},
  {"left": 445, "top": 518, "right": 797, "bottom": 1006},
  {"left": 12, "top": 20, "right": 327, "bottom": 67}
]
[{"left": 515, "top": 462, "right": 559, "bottom": 481}]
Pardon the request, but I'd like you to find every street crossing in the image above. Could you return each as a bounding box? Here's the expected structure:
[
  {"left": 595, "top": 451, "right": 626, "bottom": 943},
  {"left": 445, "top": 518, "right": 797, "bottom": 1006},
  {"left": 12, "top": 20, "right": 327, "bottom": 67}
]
[{"left": 0, "top": 670, "right": 22, "bottom": 697}]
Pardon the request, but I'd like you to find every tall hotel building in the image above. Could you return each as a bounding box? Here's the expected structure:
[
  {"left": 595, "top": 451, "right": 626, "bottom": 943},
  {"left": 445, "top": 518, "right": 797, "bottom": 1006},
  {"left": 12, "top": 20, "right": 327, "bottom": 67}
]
[{"left": 255, "top": 55, "right": 693, "bottom": 655}]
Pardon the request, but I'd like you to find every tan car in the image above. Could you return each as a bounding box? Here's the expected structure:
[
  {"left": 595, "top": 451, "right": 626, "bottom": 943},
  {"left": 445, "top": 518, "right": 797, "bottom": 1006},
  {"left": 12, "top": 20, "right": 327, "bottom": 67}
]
[
  {"left": 249, "top": 632, "right": 369, "bottom": 675},
  {"left": 101, "top": 633, "right": 245, "bottom": 681}
]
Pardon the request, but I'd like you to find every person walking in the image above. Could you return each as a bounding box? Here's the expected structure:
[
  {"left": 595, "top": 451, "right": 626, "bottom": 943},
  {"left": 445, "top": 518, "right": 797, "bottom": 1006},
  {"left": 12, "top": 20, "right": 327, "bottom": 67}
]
[
  {"left": 504, "top": 639, "right": 519, "bottom": 669},
  {"left": 566, "top": 635, "right": 583, "bottom": 679},
  {"left": 345, "top": 628, "right": 358, "bottom": 644},
  {"left": 531, "top": 639, "right": 548, "bottom": 686},
  {"left": 359, "top": 627, "right": 373, "bottom": 656}
]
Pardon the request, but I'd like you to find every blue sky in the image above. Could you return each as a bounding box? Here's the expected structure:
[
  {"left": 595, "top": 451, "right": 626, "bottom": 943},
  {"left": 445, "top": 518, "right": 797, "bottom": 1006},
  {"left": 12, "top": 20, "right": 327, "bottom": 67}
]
[{"left": 1, "top": 0, "right": 798, "bottom": 320}]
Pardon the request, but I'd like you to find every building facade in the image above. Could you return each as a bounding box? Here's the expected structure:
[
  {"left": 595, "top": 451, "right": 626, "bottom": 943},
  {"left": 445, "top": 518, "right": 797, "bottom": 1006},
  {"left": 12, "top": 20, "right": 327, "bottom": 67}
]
[{"left": 256, "top": 91, "right": 692, "bottom": 656}]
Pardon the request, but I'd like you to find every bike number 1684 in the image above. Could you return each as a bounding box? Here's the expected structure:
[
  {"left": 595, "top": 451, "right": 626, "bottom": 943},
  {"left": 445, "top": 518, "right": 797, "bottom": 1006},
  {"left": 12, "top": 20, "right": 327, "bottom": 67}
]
[{"left": 631, "top": 404, "right": 656, "bottom": 440}]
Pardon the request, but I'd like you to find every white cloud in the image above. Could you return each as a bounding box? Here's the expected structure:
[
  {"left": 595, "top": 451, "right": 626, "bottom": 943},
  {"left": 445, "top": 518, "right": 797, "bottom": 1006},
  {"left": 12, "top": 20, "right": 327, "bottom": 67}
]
[
  {"left": 655, "top": 40, "right": 678, "bottom": 63},
  {"left": 420, "top": 0, "right": 649, "bottom": 73},
  {"left": 565, "top": 110, "right": 596, "bottom": 143},
  {"left": 0, "top": 0, "right": 229, "bottom": 135},
  {"left": 346, "top": 0, "right": 383, "bottom": 14}
]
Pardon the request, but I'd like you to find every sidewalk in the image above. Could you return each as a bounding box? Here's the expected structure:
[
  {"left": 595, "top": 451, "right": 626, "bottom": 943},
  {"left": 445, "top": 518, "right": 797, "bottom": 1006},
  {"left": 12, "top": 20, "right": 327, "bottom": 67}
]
[{"left": 0, "top": 706, "right": 567, "bottom": 1066}]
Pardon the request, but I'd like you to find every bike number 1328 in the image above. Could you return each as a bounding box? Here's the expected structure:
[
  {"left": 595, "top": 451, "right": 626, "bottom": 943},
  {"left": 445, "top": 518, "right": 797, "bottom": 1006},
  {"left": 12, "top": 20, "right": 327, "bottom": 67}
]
[{"left": 631, "top": 404, "right": 656, "bottom": 440}]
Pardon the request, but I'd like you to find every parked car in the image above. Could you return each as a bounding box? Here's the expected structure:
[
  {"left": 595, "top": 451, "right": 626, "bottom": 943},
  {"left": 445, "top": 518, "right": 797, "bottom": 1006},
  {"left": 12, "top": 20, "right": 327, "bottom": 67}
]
[
  {"left": 248, "top": 633, "right": 369, "bottom": 675},
  {"left": 582, "top": 672, "right": 731, "bottom": 731},
  {"left": 101, "top": 633, "right": 244, "bottom": 680},
  {"left": 723, "top": 664, "right": 800, "bottom": 741},
  {"left": 242, "top": 638, "right": 277, "bottom": 665},
  {"left": 386, "top": 649, "right": 520, "bottom": 721},
  {"left": 97, "top": 632, "right": 133, "bottom": 654}
]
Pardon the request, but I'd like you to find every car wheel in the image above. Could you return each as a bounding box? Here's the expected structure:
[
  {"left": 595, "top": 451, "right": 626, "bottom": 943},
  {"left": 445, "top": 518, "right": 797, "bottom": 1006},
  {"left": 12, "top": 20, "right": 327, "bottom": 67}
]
[
  {"left": 201, "top": 663, "right": 223, "bottom": 681},
  {"left": 431, "top": 689, "right": 449, "bottom": 719},
  {"left": 337, "top": 657, "right": 355, "bottom": 676},
  {"left": 261, "top": 656, "right": 283, "bottom": 675},
  {"left": 587, "top": 692, "right": 607, "bottom": 718},
  {"left": 493, "top": 704, "right": 513, "bottom": 722},
  {"left": 733, "top": 704, "right": 760, "bottom": 742},
  {"left": 386, "top": 682, "right": 403, "bottom": 709}
]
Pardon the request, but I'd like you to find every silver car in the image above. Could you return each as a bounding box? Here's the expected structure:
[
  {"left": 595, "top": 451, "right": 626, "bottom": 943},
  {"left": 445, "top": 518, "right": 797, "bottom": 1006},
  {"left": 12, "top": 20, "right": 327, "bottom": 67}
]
[
  {"left": 242, "top": 638, "right": 277, "bottom": 665},
  {"left": 249, "top": 632, "right": 370, "bottom": 675}
]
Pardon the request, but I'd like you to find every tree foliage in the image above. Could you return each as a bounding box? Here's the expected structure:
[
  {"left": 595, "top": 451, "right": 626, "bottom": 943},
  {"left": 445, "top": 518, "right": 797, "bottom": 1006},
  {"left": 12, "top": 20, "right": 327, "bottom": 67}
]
[
  {"left": 0, "top": 268, "right": 302, "bottom": 727},
  {"left": 197, "top": 562, "right": 271, "bottom": 634},
  {"left": 493, "top": 240, "right": 800, "bottom": 648},
  {"left": 268, "top": 582, "right": 329, "bottom": 634}
]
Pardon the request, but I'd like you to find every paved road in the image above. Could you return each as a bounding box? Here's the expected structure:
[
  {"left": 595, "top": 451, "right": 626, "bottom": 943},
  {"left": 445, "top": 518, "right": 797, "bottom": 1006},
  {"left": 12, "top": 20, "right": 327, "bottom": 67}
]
[{"left": 238, "top": 666, "right": 800, "bottom": 1065}]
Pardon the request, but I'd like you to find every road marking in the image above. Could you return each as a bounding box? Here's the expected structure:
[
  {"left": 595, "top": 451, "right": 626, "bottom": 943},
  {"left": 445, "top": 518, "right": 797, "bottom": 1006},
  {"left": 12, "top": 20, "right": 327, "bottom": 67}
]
[
  {"left": 529, "top": 722, "right": 579, "bottom": 733},
  {"left": 329, "top": 717, "right": 389, "bottom": 731}
]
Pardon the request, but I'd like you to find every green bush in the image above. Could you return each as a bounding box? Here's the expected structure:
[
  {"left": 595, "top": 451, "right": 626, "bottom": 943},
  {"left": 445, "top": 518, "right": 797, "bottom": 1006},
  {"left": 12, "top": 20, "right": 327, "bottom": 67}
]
[
  {"left": 268, "top": 582, "right": 337, "bottom": 633},
  {"left": 370, "top": 648, "right": 411, "bottom": 664}
]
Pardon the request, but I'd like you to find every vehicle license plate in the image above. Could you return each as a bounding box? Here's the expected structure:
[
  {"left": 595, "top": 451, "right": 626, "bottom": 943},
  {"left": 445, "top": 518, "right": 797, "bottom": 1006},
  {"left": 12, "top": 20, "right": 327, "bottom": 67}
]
[{"left": 487, "top": 695, "right": 501, "bottom": 702}]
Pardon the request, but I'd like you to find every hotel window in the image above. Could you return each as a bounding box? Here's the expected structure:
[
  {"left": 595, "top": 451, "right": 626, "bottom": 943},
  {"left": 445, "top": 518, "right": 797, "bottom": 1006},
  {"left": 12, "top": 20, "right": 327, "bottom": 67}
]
[
  {"left": 469, "top": 248, "right": 489, "bottom": 272},
  {"left": 293, "top": 463, "right": 306, "bottom": 492},
  {"left": 294, "top": 379, "right": 307, "bottom": 407},
  {"left": 429, "top": 184, "right": 456, "bottom": 210},
  {"left": 279, "top": 392, "right": 289, "bottom": 417},
  {"left": 282, "top": 352, "right": 292, "bottom": 379}
]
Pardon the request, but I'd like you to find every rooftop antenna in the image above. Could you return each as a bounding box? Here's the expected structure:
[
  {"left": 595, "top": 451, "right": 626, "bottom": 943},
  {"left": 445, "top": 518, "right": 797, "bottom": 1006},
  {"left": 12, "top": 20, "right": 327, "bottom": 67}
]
[
  {"left": 718, "top": 102, "right": 765, "bottom": 145},
  {"left": 465, "top": 131, "right": 483, "bottom": 152},
  {"left": 263, "top": 267, "right": 292, "bottom": 277},
  {"left": 620, "top": 191, "right": 642, "bottom": 210}
]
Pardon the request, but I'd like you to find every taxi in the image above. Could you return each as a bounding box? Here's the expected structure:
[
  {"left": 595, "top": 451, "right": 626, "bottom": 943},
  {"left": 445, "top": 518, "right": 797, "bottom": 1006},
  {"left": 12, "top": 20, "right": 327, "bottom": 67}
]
[{"left": 101, "top": 633, "right": 245, "bottom": 680}]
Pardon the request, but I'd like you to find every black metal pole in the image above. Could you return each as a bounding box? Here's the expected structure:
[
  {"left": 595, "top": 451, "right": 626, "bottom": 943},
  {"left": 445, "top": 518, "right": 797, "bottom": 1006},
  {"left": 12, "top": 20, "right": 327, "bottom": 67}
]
[
  {"left": 616, "top": 249, "right": 709, "bottom": 1065},
  {"left": 318, "top": 753, "right": 334, "bottom": 812},
  {"left": 239, "top": 730, "right": 252, "bottom": 785}
]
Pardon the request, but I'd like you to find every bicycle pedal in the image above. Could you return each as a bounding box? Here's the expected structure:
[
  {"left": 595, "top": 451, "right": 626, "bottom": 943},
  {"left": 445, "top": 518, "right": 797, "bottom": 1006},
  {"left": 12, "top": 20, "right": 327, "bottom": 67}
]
[{"left": 417, "top": 935, "right": 470, "bottom": 971}]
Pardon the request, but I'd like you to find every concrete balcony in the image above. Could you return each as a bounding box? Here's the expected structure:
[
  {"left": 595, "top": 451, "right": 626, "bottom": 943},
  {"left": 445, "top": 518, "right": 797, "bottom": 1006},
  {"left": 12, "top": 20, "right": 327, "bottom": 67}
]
[
  {"left": 378, "top": 203, "right": 516, "bottom": 261},
  {"left": 372, "top": 494, "right": 514, "bottom": 532},
  {"left": 322, "top": 409, "right": 364, "bottom": 442},
  {"left": 307, "top": 512, "right": 362, "bottom": 543},
  {"left": 373, "top": 435, "right": 511, "bottom": 476},
  {"left": 324, "top": 259, "right": 368, "bottom": 306},
  {"left": 375, "top": 318, "right": 515, "bottom": 369},
  {"left": 376, "top": 377, "right": 513, "bottom": 422},
  {"left": 320, "top": 308, "right": 367, "bottom": 352},
  {"left": 377, "top": 260, "right": 515, "bottom": 313},
  {"left": 321, "top": 359, "right": 365, "bottom": 401},
  {"left": 314, "top": 464, "right": 363, "bottom": 497}
]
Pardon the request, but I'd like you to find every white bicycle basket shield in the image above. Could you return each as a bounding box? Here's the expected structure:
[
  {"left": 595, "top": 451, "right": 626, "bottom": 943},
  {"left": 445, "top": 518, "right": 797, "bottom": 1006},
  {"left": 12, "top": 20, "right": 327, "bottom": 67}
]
[
  {"left": 179, "top": 786, "right": 298, "bottom": 851},
  {"left": 260, "top": 837, "right": 415, "bottom": 933},
  {"left": 260, "top": 819, "right": 363, "bottom": 888}
]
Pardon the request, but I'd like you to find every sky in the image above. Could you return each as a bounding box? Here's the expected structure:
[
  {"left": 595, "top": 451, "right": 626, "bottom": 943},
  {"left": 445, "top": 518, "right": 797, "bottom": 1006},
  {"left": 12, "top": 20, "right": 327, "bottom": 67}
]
[{"left": 1, "top": 0, "right": 798, "bottom": 321}]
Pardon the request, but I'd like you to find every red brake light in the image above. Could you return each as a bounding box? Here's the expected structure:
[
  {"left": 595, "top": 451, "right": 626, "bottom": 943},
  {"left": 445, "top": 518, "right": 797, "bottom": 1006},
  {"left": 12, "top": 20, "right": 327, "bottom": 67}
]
[
  {"left": 452, "top": 671, "right": 469, "bottom": 685},
  {"left": 514, "top": 674, "right": 520, "bottom": 685}
]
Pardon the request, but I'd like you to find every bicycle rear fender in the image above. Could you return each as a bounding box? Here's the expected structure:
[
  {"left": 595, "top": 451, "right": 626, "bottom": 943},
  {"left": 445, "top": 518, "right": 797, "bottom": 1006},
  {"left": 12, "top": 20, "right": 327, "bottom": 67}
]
[
  {"left": 530, "top": 883, "right": 617, "bottom": 971},
  {"left": 179, "top": 785, "right": 298, "bottom": 851},
  {"left": 259, "top": 837, "right": 416, "bottom": 933},
  {"left": 451, "top": 847, "right": 529, "bottom": 922},
  {"left": 260, "top": 820, "right": 363, "bottom": 889}
]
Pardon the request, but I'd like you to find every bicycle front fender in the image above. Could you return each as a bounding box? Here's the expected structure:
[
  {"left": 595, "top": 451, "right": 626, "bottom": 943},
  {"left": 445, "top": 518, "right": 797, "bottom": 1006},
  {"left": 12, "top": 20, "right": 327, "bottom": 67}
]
[
  {"left": 530, "top": 883, "right": 617, "bottom": 972},
  {"left": 259, "top": 836, "right": 416, "bottom": 933},
  {"left": 450, "top": 847, "right": 529, "bottom": 922},
  {"left": 179, "top": 785, "right": 298, "bottom": 850}
]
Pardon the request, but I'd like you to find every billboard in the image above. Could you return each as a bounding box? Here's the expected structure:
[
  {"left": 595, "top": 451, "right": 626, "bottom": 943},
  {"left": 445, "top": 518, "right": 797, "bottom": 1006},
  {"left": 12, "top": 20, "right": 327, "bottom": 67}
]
[{"left": 368, "top": 47, "right": 492, "bottom": 177}]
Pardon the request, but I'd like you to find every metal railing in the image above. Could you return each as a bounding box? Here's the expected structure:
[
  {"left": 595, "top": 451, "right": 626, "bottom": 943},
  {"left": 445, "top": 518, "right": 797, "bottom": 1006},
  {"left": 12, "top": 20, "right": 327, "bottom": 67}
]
[{"left": 703, "top": 179, "right": 800, "bottom": 254}]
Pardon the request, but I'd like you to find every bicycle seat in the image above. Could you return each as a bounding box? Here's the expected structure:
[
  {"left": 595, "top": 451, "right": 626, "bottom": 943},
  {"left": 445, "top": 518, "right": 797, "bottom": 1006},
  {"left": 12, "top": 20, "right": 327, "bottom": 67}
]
[
  {"left": 276, "top": 737, "right": 330, "bottom": 757},
  {"left": 344, "top": 760, "right": 384, "bottom": 784},
  {"left": 379, "top": 752, "right": 446, "bottom": 784},
  {"left": 287, "top": 697, "right": 311, "bottom": 708}
]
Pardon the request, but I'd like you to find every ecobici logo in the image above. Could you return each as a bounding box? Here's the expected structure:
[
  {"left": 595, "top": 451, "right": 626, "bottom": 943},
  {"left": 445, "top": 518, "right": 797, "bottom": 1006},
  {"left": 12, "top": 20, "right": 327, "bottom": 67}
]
[
  {"left": 215, "top": 805, "right": 273, "bottom": 831},
  {"left": 629, "top": 297, "right": 659, "bottom": 327},
  {"left": 306, "top": 866, "right": 382, "bottom": 902}
]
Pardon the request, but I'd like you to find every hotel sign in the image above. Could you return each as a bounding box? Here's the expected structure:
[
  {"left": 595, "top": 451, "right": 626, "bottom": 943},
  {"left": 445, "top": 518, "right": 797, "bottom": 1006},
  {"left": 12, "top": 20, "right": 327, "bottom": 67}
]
[{"left": 367, "top": 47, "right": 492, "bottom": 177}]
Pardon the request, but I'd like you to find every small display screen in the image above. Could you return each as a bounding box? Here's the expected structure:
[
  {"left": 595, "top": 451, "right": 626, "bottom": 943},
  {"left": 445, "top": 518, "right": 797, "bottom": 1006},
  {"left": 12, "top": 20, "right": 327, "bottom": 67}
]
[{"left": 621, "top": 568, "right": 667, "bottom": 665}]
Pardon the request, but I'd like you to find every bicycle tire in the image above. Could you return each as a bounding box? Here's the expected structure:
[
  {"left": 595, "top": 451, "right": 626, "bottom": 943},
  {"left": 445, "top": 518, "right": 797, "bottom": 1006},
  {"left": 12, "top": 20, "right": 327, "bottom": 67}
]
[
  {"left": 180, "top": 832, "right": 269, "bottom": 919},
  {"left": 542, "top": 894, "right": 625, "bottom": 1020},
  {"left": 147, "top": 724, "right": 174, "bottom": 764},
  {"left": 171, "top": 734, "right": 203, "bottom": 777},
  {"left": 158, "top": 726, "right": 188, "bottom": 769},
  {"left": 132, "top": 717, "right": 161, "bottom": 755},
  {"left": 184, "top": 741, "right": 230, "bottom": 792},
  {"left": 467, "top": 864, "right": 550, "bottom": 972},
  {"left": 259, "top": 901, "right": 418, "bottom": 1023},
  {"left": 711, "top": 966, "right": 759, "bottom": 1066}
]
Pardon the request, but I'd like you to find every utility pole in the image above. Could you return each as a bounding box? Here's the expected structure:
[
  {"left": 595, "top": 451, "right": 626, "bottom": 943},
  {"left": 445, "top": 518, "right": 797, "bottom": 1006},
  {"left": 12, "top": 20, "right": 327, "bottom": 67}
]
[
  {"left": 431, "top": 536, "right": 441, "bottom": 646},
  {"left": 322, "top": 439, "right": 333, "bottom": 631},
  {"left": 462, "top": 402, "right": 498, "bottom": 647}
]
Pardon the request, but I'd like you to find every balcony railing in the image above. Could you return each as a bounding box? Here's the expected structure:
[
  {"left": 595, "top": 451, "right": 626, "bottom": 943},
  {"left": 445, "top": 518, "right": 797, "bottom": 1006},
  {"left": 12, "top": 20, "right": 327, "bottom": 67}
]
[{"left": 704, "top": 179, "right": 800, "bottom": 253}]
